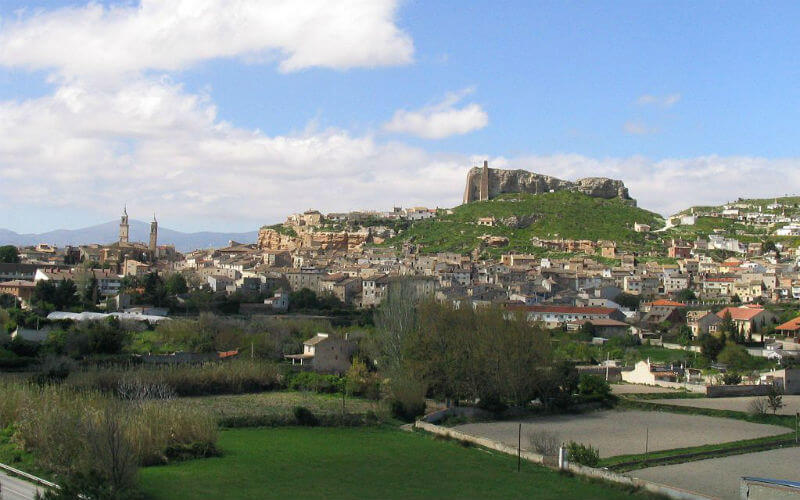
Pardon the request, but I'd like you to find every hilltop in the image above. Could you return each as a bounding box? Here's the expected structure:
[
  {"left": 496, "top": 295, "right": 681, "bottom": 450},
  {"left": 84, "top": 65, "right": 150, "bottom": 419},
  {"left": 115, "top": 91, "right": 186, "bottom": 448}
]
[
  {"left": 664, "top": 196, "right": 800, "bottom": 246},
  {"left": 383, "top": 191, "right": 665, "bottom": 256}
]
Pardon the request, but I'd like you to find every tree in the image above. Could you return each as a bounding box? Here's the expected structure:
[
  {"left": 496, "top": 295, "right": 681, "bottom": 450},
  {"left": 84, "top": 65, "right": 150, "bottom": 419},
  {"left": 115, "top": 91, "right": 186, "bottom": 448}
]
[
  {"left": 614, "top": 292, "right": 641, "bottom": 310},
  {"left": 165, "top": 273, "right": 188, "bottom": 296},
  {"left": 700, "top": 333, "right": 724, "bottom": 361},
  {"left": 717, "top": 343, "right": 753, "bottom": 372},
  {"left": 719, "top": 311, "right": 737, "bottom": 341},
  {"left": 767, "top": 385, "right": 785, "bottom": 415},
  {"left": 0, "top": 245, "right": 19, "bottom": 263},
  {"left": 676, "top": 288, "right": 697, "bottom": 302},
  {"left": 677, "top": 325, "right": 692, "bottom": 347}
]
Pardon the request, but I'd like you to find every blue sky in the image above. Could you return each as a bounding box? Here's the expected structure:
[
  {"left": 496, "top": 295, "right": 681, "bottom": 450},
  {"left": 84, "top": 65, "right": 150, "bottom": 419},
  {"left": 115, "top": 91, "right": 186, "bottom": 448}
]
[{"left": 1, "top": 1, "right": 799, "bottom": 233}]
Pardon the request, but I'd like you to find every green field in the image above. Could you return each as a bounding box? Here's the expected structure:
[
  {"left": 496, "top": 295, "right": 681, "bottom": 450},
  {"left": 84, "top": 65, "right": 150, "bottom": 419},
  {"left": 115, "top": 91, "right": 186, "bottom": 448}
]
[{"left": 139, "top": 427, "right": 656, "bottom": 499}]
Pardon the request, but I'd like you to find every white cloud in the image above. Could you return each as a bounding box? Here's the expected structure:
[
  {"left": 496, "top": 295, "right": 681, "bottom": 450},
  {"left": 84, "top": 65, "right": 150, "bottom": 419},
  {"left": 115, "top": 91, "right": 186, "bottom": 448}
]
[
  {"left": 383, "top": 88, "right": 488, "bottom": 139},
  {"left": 1, "top": 78, "right": 798, "bottom": 229},
  {"left": 637, "top": 93, "right": 681, "bottom": 108},
  {"left": 0, "top": 0, "right": 413, "bottom": 80}
]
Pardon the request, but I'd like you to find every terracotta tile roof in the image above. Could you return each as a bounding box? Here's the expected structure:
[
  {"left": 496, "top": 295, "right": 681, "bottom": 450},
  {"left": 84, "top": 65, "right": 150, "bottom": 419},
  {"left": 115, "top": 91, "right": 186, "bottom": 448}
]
[
  {"left": 647, "top": 299, "right": 687, "bottom": 307},
  {"left": 716, "top": 306, "right": 765, "bottom": 321},
  {"left": 776, "top": 317, "right": 800, "bottom": 332}
]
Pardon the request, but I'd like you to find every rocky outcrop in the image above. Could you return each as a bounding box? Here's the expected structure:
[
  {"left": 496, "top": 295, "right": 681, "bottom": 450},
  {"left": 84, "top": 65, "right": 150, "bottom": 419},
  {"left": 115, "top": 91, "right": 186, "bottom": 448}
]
[
  {"left": 463, "top": 164, "right": 634, "bottom": 205},
  {"left": 257, "top": 228, "right": 300, "bottom": 251},
  {"left": 258, "top": 227, "right": 369, "bottom": 252}
]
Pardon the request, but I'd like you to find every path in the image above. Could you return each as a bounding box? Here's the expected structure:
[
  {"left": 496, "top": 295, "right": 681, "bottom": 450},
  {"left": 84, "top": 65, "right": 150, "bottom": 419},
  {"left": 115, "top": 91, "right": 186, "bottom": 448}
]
[{"left": 0, "top": 470, "right": 42, "bottom": 500}]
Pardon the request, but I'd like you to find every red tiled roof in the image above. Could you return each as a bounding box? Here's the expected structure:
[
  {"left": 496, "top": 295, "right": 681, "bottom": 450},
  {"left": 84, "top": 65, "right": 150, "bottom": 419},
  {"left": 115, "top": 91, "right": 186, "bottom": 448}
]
[
  {"left": 776, "top": 317, "right": 800, "bottom": 332},
  {"left": 647, "top": 299, "right": 687, "bottom": 307},
  {"left": 716, "top": 306, "right": 765, "bottom": 321}
]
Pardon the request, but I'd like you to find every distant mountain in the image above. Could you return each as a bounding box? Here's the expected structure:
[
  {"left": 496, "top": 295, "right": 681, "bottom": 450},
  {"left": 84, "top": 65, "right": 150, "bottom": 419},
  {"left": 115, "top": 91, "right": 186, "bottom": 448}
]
[{"left": 0, "top": 220, "right": 258, "bottom": 252}]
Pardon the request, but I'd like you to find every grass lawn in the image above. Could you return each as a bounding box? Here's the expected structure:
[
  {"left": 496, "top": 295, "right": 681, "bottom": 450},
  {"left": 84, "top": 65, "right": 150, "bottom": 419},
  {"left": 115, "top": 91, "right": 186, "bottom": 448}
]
[
  {"left": 139, "top": 427, "right": 656, "bottom": 500},
  {"left": 171, "top": 391, "right": 385, "bottom": 426}
]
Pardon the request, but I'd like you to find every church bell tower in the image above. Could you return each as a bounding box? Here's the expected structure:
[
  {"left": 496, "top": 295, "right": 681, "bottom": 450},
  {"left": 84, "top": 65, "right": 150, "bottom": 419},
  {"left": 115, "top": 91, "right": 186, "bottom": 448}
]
[
  {"left": 149, "top": 214, "right": 158, "bottom": 259},
  {"left": 119, "top": 205, "right": 129, "bottom": 244}
]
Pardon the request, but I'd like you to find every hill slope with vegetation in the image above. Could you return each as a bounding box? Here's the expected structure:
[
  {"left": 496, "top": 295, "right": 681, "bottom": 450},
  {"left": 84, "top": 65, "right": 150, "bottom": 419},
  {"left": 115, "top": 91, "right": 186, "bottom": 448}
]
[{"left": 384, "top": 191, "right": 665, "bottom": 256}]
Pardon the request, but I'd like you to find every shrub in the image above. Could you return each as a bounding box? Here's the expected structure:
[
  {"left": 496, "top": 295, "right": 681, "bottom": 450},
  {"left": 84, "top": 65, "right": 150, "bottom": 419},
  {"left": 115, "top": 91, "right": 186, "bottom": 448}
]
[
  {"left": 477, "top": 392, "right": 508, "bottom": 414},
  {"left": 528, "top": 430, "right": 561, "bottom": 456},
  {"left": 576, "top": 374, "right": 612, "bottom": 401},
  {"left": 721, "top": 371, "right": 742, "bottom": 385},
  {"left": 287, "top": 371, "right": 343, "bottom": 394},
  {"left": 293, "top": 406, "right": 318, "bottom": 426},
  {"left": 566, "top": 441, "right": 599, "bottom": 467},
  {"left": 388, "top": 375, "right": 427, "bottom": 422},
  {"left": 747, "top": 397, "right": 768, "bottom": 416},
  {"left": 767, "top": 385, "right": 785, "bottom": 414}
]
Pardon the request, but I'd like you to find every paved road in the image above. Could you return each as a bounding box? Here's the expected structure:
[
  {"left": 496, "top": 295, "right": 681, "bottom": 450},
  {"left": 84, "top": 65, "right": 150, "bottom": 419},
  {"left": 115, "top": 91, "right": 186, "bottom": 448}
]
[{"left": 0, "top": 471, "right": 42, "bottom": 500}]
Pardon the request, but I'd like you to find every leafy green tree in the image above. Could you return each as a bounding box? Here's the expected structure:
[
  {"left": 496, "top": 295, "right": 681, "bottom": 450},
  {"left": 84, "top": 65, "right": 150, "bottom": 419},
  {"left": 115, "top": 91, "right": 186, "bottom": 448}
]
[
  {"left": 0, "top": 245, "right": 19, "bottom": 263},
  {"left": 141, "top": 272, "right": 167, "bottom": 307},
  {"left": 676, "top": 288, "right": 697, "bottom": 302},
  {"left": 717, "top": 343, "right": 754, "bottom": 372},
  {"left": 677, "top": 325, "right": 693, "bottom": 346},
  {"left": 577, "top": 374, "right": 611, "bottom": 400},
  {"left": 700, "top": 333, "right": 724, "bottom": 361},
  {"left": 165, "top": 273, "right": 188, "bottom": 295},
  {"left": 32, "top": 279, "right": 79, "bottom": 311},
  {"left": 614, "top": 292, "right": 641, "bottom": 310}
]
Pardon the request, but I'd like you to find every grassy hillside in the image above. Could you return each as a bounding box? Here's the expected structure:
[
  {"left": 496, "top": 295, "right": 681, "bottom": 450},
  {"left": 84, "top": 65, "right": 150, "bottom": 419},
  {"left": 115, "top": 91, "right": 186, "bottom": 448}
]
[
  {"left": 667, "top": 196, "right": 800, "bottom": 248},
  {"left": 384, "top": 191, "right": 665, "bottom": 255}
]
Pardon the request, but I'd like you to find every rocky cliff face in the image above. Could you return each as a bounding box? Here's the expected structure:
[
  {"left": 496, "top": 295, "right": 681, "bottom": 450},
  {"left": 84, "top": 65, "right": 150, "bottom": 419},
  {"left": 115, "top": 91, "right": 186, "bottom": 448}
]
[
  {"left": 463, "top": 166, "right": 634, "bottom": 204},
  {"left": 257, "top": 228, "right": 369, "bottom": 252}
]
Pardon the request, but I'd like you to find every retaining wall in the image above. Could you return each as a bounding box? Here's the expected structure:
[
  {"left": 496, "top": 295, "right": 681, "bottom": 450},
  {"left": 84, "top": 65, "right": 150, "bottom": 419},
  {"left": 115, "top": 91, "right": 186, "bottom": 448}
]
[{"left": 706, "top": 384, "right": 771, "bottom": 398}]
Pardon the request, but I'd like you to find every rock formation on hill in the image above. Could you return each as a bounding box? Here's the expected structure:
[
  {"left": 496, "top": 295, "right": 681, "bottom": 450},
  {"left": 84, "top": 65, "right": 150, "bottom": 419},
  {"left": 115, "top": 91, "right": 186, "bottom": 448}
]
[{"left": 463, "top": 161, "right": 634, "bottom": 205}]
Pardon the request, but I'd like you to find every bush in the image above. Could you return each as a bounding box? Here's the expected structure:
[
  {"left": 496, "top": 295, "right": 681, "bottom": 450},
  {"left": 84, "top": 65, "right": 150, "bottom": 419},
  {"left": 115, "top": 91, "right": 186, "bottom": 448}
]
[
  {"left": 566, "top": 441, "right": 599, "bottom": 467},
  {"left": 747, "top": 397, "right": 768, "bottom": 416},
  {"left": 287, "top": 371, "right": 344, "bottom": 394},
  {"left": 576, "top": 374, "right": 612, "bottom": 401},
  {"left": 388, "top": 375, "right": 427, "bottom": 422},
  {"left": 477, "top": 392, "right": 508, "bottom": 414},
  {"left": 721, "top": 371, "right": 742, "bottom": 385},
  {"left": 293, "top": 406, "right": 318, "bottom": 426},
  {"left": 528, "top": 430, "right": 560, "bottom": 456}
]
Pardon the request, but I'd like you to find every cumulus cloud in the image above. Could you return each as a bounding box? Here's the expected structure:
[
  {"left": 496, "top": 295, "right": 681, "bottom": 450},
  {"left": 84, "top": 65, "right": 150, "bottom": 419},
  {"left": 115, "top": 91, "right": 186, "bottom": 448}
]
[
  {"left": 1, "top": 78, "right": 798, "bottom": 229},
  {"left": 383, "top": 88, "right": 488, "bottom": 139},
  {"left": 0, "top": 0, "right": 413, "bottom": 79},
  {"left": 637, "top": 93, "right": 681, "bottom": 107}
]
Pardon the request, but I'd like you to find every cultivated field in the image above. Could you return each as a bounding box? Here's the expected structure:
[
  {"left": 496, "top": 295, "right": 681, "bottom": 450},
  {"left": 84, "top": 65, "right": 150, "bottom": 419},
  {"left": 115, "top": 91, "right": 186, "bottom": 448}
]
[
  {"left": 452, "top": 410, "right": 787, "bottom": 458},
  {"left": 630, "top": 446, "right": 800, "bottom": 499},
  {"left": 645, "top": 395, "right": 800, "bottom": 416},
  {"left": 138, "top": 428, "right": 657, "bottom": 500}
]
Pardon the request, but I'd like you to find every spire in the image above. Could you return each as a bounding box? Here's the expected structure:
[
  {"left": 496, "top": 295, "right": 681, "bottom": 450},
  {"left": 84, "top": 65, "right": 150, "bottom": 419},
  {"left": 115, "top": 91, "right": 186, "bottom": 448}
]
[
  {"left": 123, "top": 204, "right": 127, "bottom": 216},
  {"left": 152, "top": 212, "right": 157, "bottom": 223}
]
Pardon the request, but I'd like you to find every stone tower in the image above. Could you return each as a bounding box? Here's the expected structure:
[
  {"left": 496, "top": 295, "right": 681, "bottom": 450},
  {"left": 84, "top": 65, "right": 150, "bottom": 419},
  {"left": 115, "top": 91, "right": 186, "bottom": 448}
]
[
  {"left": 119, "top": 205, "right": 129, "bottom": 244},
  {"left": 479, "top": 160, "right": 489, "bottom": 201},
  {"left": 149, "top": 214, "right": 158, "bottom": 258}
]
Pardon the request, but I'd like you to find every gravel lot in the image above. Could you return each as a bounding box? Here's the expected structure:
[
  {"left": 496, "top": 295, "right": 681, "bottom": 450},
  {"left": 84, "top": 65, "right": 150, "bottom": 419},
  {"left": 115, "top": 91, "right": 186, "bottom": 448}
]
[
  {"left": 646, "top": 395, "right": 800, "bottom": 416},
  {"left": 630, "top": 446, "right": 800, "bottom": 499},
  {"left": 611, "top": 384, "right": 680, "bottom": 395},
  {"left": 452, "top": 410, "right": 787, "bottom": 458}
]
